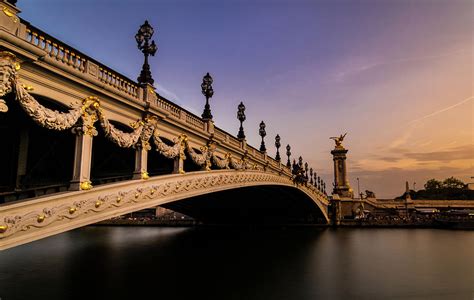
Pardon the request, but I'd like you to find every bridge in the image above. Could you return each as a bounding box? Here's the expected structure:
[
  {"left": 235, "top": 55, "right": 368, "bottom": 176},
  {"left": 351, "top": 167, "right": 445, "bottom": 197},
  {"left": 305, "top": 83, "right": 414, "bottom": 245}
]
[{"left": 0, "top": 1, "right": 329, "bottom": 250}]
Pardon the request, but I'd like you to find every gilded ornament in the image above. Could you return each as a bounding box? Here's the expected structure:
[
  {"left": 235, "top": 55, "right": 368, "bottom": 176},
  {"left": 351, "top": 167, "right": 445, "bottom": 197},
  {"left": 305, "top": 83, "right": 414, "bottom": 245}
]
[
  {"left": 69, "top": 207, "right": 76, "bottom": 214},
  {"left": 1, "top": 6, "right": 19, "bottom": 23},
  {"left": 95, "top": 201, "right": 102, "bottom": 208},
  {"left": 135, "top": 193, "right": 140, "bottom": 199},
  {"left": 37, "top": 215, "right": 45, "bottom": 223},
  {"left": 150, "top": 189, "right": 156, "bottom": 195},
  {"left": 141, "top": 170, "right": 149, "bottom": 180},
  {"left": 21, "top": 84, "right": 34, "bottom": 91},
  {"left": 0, "top": 224, "right": 8, "bottom": 233},
  {"left": 116, "top": 196, "right": 122, "bottom": 203},
  {"left": 80, "top": 181, "right": 93, "bottom": 190}
]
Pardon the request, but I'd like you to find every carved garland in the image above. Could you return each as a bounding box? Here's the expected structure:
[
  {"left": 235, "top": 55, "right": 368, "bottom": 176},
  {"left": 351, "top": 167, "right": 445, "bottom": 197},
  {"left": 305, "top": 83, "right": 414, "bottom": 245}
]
[
  {"left": 212, "top": 153, "right": 231, "bottom": 169},
  {"left": 152, "top": 132, "right": 187, "bottom": 160}
]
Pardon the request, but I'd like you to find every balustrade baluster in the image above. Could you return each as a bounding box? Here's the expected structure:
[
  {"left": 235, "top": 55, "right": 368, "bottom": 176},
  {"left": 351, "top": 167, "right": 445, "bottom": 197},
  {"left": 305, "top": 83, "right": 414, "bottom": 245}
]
[
  {"left": 56, "top": 46, "right": 63, "bottom": 61},
  {"left": 45, "top": 40, "right": 53, "bottom": 56},
  {"left": 63, "top": 49, "right": 69, "bottom": 64}
]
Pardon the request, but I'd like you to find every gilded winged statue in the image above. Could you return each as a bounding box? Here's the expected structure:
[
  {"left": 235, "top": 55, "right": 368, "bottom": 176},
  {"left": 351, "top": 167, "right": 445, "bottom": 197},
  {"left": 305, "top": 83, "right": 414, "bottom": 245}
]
[{"left": 330, "top": 133, "right": 347, "bottom": 147}]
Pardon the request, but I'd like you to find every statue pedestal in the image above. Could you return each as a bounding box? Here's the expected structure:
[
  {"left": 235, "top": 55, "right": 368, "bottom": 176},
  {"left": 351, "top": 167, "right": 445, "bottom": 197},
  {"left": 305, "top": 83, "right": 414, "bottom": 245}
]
[{"left": 331, "top": 146, "right": 353, "bottom": 198}]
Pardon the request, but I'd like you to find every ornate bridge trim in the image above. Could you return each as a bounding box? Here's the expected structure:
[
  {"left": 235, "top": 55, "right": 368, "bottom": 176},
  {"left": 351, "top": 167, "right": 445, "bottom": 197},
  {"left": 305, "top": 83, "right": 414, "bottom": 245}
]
[{"left": 0, "top": 170, "right": 329, "bottom": 250}]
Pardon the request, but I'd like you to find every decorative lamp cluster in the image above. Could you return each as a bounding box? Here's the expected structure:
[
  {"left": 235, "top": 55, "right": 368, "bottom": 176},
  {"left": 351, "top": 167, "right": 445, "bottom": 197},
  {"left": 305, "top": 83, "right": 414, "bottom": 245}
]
[{"left": 135, "top": 21, "right": 158, "bottom": 86}]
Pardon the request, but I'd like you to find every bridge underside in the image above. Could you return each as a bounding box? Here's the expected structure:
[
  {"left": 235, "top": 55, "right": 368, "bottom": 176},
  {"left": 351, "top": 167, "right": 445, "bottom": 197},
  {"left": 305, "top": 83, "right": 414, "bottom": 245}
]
[{"left": 163, "top": 185, "right": 328, "bottom": 225}]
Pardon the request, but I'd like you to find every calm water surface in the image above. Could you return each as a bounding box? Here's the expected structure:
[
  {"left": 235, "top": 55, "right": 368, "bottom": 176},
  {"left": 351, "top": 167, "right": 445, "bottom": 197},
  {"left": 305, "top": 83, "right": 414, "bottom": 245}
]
[{"left": 1, "top": 227, "right": 473, "bottom": 300}]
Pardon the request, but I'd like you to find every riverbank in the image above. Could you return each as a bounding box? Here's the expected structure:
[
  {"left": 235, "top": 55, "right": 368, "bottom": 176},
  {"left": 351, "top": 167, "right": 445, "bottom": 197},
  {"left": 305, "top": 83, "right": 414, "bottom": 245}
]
[{"left": 94, "top": 218, "right": 474, "bottom": 229}]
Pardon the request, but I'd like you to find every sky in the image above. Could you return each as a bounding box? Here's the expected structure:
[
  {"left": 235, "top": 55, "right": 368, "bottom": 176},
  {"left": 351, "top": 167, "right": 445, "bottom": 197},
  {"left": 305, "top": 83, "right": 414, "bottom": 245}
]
[{"left": 19, "top": 0, "right": 473, "bottom": 198}]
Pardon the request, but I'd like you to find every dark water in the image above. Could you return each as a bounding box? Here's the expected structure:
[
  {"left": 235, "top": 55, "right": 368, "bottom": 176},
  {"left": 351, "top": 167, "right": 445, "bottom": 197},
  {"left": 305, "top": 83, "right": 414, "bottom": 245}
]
[{"left": 1, "top": 227, "right": 473, "bottom": 300}]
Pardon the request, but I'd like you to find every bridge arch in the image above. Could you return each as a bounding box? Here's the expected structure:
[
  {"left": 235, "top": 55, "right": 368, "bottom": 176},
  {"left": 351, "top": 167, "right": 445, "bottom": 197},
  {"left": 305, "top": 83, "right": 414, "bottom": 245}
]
[
  {"left": 163, "top": 184, "right": 329, "bottom": 224},
  {"left": 0, "top": 170, "right": 329, "bottom": 250}
]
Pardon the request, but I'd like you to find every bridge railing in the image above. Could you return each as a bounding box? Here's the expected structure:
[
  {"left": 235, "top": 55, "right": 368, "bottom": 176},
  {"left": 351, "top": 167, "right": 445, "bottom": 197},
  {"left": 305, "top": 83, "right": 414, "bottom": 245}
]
[{"left": 21, "top": 21, "right": 141, "bottom": 101}]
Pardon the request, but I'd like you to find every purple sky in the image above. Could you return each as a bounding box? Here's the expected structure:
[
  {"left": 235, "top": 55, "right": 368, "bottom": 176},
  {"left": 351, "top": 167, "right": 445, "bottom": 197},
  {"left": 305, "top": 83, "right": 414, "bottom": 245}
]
[{"left": 19, "top": 0, "right": 473, "bottom": 198}]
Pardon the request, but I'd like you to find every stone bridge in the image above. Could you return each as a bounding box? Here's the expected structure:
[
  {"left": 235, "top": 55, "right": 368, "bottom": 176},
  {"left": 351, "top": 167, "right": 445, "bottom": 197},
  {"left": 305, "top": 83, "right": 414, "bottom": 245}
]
[{"left": 0, "top": 1, "right": 329, "bottom": 250}]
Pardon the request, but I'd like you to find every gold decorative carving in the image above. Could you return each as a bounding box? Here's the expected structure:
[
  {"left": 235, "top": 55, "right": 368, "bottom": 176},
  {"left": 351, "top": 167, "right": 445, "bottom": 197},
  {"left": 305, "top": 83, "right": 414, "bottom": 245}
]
[
  {"left": 80, "top": 181, "right": 93, "bottom": 191},
  {"left": 21, "top": 84, "right": 34, "bottom": 91},
  {"left": 1, "top": 6, "right": 19, "bottom": 23},
  {"left": 141, "top": 170, "right": 149, "bottom": 180}
]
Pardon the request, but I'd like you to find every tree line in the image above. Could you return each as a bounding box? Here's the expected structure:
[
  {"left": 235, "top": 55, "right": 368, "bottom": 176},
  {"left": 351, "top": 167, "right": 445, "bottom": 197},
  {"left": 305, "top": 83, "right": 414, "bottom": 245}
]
[{"left": 397, "top": 177, "right": 474, "bottom": 200}]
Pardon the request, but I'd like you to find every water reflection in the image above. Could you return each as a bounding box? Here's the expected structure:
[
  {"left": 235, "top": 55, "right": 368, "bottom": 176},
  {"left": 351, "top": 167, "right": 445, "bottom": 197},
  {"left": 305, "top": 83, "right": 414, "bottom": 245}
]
[{"left": 0, "top": 227, "right": 473, "bottom": 299}]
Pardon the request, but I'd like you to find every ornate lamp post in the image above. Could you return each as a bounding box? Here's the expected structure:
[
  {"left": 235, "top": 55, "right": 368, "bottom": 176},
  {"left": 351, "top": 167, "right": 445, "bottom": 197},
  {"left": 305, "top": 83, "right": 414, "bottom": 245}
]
[
  {"left": 259, "top": 121, "right": 266, "bottom": 153},
  {"left": 298, "top": 156, "right": 303, "bottom": 168},
  {"left": 313, "top": 173, "right": 317, "bottom": 187},
  {"left": 286, "top": 144, "right": 291, "bottom": 167},
  {"left": 275, "top": 134, "right": 281, "bottom": 162},
  {"left": 201, "top": 72, "right": 214, "bottom": 120},
  {"left": 304, "top": 162, "right": 309, "bottom": 179},
  {"left": 135, "top": 20, "right": 158, "bottom": 86},
  {"left": 237, "top": 102, "right": 246, "bottom": 140},
  {"left": 317, "top": 176, "right": 321, "bottom": 191},
  {"left": 309, "top": 168, "right": 313, "bottom": 184}
]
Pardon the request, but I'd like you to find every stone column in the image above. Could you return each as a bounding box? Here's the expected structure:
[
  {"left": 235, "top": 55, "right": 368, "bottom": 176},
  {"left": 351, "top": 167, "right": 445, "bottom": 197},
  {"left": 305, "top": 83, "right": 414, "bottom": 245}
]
[
  {"left": 69, "top": 128, "right": 93, "bottom": 191},
  {"left": 133, "top": 146, "right": 148, "bottom": 179},
  {"left": 331, "top": 146, "right": 353, "bottom": 198}
]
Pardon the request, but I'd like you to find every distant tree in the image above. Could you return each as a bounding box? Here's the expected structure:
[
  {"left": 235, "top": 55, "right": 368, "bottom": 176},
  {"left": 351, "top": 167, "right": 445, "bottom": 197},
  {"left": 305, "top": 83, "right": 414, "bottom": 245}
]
[
  {"left": 442, "top": 177, "right": 465, "bottom": 189},
  {"left": 424, "top": 179, "right": 442, "bottom": 191}
]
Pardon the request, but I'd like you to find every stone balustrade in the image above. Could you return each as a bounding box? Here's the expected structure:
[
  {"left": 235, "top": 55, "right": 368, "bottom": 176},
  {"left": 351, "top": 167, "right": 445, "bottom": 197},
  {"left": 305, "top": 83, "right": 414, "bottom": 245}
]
[{"left": 23, "top": 23, "right": 140, "bottom": 100}]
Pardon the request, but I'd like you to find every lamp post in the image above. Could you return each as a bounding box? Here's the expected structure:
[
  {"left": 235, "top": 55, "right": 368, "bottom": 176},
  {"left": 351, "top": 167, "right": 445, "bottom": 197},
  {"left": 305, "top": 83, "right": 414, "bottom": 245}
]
[
  {"left": 135, "top": 20, "right": 158, "bottom": 86},
  {"left": 259, "top": 121, "right": 266, "bottom": 153},
  {"left": 304, "top": 162, "right": 309, "bottom": 179},
  {"left": 275, "top": 134, "right": 281, "bottom": 162},
  {"left": 201, "top": 72, "right": 214, "bottom": 120},
  {"left": 237, "top": 102, "right": 246, "bottom": 140},
  {"left": 286, "top": 144, "right": 291, "bottom": 168},
  {"left": 310, "top": 168, "right": 313, "bottom": 184},
  {"left": 314, "top": 172, "right": 317, "bottom": 187}
]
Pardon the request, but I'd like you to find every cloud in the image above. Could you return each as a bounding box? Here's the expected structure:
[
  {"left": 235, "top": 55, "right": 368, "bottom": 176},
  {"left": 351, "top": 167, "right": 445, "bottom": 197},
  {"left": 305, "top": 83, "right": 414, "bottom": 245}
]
[
  {"left": 407, "top": 96, "right": 473, "bottom": 125},
  {"left": 334, "top": 48, "right": 468, "bottom": 82},
  {"left": 155, "top": 84, "right": 182, "bottom": 104},
  {"left": 403, "top": 144, "right": 474, "bottom": 162}
]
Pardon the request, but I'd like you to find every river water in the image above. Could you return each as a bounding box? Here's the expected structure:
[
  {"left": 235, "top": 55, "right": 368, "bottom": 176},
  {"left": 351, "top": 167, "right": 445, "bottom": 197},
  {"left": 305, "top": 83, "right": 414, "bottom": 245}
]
[{"left": 0, "top": 226, "right": 473, "bottom": 300}]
